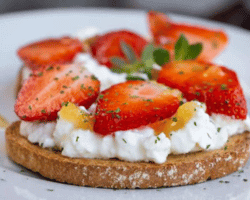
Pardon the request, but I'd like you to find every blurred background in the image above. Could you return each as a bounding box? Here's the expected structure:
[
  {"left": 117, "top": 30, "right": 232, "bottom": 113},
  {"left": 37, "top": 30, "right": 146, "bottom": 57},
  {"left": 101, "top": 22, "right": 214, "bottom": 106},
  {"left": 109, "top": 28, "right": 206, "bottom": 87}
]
[{"left": 0, "top": 0, "right": 250, "bottom": 30}]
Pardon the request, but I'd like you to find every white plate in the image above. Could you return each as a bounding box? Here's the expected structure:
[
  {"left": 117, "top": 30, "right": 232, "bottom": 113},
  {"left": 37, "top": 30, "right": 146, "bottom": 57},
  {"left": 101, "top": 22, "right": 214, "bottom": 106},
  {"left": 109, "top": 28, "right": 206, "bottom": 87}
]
[{"left": 0, "top": 8, "right": 250, "bottom": 200}]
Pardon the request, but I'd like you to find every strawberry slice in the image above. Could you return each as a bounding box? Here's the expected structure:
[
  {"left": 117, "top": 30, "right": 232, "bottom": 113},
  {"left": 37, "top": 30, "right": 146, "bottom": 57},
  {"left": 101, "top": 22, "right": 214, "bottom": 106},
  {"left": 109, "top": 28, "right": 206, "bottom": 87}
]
[
  {"left": 157, "top": 60, "right": 247, "bottom": 119},
  {"left": 157, "top": 60, "right": 208, "bottom": 91},
  {"left": 147, "top": 11, "right": 228, "bottom": 62},
  {"left": 94, "top": 81, "right": 182, "bottom": 135},
  {"left": 17, "top": 37, "right": 83, "bottom": 71},
  {"left": 15, "top": 64, "right": 100, "bottom": 121},
  {"left": 90, "top": 30, "right": 148, "bottom": 68}
]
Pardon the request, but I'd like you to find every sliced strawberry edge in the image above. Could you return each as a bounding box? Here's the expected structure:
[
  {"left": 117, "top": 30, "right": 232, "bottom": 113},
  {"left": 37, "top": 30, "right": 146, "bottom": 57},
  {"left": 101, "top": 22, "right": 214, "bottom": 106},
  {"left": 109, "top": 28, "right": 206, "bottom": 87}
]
[
  {"left": 157, "top": 61, "right": 247, "bottom": 119},
  {"left": 15, "top": 64, "right": 100, "bottom": 121},
  {"left": 17, "top": 36, "right": 83, "bottom": 71},
  {"left": 93, "top": 81, "right": 181, "bottom": 135},
  {"left": 90, "top": 30, "right": 148, "bottom": 68},
  {"left": 147, "top": 11, "right": 229, "bottom": 62}
]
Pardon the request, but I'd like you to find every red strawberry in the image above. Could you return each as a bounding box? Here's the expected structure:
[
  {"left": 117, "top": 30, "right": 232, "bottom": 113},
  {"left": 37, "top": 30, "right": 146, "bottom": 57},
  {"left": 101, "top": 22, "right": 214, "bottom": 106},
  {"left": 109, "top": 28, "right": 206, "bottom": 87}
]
[
  {"left": 15, "top": 64, "right": 100, "bottom": 121},
  {"left": 157, "top": 60, "right": 247, "bottom": 119},
  {"left": 157, "top": 60, "right": 208, "bottom": 92},
  {"left": 94, "top": 81, "right": 182, "bottom": 135},
  {"left": 17, "top": 37, "right": 83, "bottom": 71},
  {"left": 147, "top": 11, "right": 228, "bottom": 62},
  {"left": 90, "top": 30, "right": 148, "bottom": 68}
]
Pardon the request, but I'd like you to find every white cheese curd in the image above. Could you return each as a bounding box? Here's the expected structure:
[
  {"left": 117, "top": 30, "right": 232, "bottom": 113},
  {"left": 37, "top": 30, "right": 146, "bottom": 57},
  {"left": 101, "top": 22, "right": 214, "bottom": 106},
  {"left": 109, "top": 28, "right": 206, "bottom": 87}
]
[
  {"left": 61, "top": 129, "right": 116, "bottom": 159},
  {"left": 20, "top": 121, "right": 56, "bottom": 148},
  {"left": 87, "top": 103, "right": 97, "bottom": 114},
  {"left": 21, "top": 66, "right": 32, "bottom": 82},
  {"left": 53, "top": 106, "right": 92, "bottom": 149},
  {"left": 152, "top": 63, "right": 161, "bottom": 70},
  {"left": 79, "top": 106, "right": 89, "bottom": 113},
  {"left": 170, "top": 103, "right": 250, "bottom": 154},
  {"left": 54, "top": 119, "right": 171, "bottom": 164},
  {"left": 142, "top": 132, "right": 171, "bottom": 164},
  {"left": 211, "top": 114, "right": 250, "bottom": 137},
  {"left": 75, "top": 53, "right": 127, "bottom": 90},
  {"left": 115, "top": 128, "right": 170, "bottom": 163},
  {"left": 53, "top": 119, "right": 74, "bottom": 148},
  {"left": 114, "top": 129, "right": 146, "bottom": 162},
  {"left": 170, "top": 104, "right": 227, "bottom": 154},
  {"left": 74, "top": 27, "right": 100, "bottom": 41},
  {"left": 99, "top": 134, "right": 116, "bottom": 159},
  {"left": 62, "top": 129, "right": 102, "bottom": 159},
  {"left": 20, "top": 102, "right": 250, "bottom": 164}
]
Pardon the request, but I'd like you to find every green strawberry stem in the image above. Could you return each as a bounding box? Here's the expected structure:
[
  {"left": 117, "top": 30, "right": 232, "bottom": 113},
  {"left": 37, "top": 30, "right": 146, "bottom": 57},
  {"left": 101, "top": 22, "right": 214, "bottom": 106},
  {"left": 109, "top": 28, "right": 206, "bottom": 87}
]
[{"left": 110, "top": 34, "right": 203, "bottom": 80}]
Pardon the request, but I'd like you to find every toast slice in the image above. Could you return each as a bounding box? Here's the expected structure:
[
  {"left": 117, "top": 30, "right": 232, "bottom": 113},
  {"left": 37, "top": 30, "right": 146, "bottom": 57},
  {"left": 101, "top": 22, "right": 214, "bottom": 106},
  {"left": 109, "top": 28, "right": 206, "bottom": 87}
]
[{"left": 5, "top": 121, "right": 250, "bottom": 189}]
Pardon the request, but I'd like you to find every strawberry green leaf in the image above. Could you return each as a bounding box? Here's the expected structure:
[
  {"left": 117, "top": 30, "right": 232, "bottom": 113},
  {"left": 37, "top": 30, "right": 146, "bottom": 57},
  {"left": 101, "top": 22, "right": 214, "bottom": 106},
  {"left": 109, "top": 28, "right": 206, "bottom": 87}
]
[
  {"left": 142, "top": 58, "right": 155, "bottom": 79},
  {"left": 144, "top": 57, "right": 155, "bottom": 70},
  {"left": 123, "top": 64, "right": 136, "bottom": 74},
  {"left": 141, "top": 44, "right": 156, "bottom": 63},
  {"left": 126, "top": 74, "right": 145, "bottom": 81},
  {"left": 128, "top": 62, "right": 144, "bottom": 74},
  {"left": 141, "top": 44, "right": 158, "bottom": 79},
  {"left": 110, "top": 67, "right": 126, "bottom": 74},
  {"left": 185, "top": 43, "right": 203, "bottom": 60},
  {"left": 111, "top": 61, "right": 144, "bottom": 75},
  {"left": 174, "top": 34, "right": 203, "bottom": 61},
  {"left": 153, "top": 48, "right": 170, "bottom": 66},
  {"left": 175, "top": 34, "right": 189, "bottom": 61},
  {"left": 110, "top": 57, "right": 127, "bottom": 74},
  {"left": 144, "top": 67, "right": 153, "bottom": 79},
  {"left": 111, "top": 42, "right": 169, "bottom": 80},
  {"left": 120, "top": 41, "right": 137, "bottom": 63},
  {"left": 110, "top": 57, "right": 126, "bottom": 68}
]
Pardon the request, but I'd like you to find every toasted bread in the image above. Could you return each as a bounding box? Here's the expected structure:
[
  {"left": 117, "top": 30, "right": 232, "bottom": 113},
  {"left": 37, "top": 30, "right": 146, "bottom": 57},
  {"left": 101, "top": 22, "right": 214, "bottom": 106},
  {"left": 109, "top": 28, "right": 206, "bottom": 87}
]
[{"left": 5, "top": 121, "right": 250, "bottom": 189}]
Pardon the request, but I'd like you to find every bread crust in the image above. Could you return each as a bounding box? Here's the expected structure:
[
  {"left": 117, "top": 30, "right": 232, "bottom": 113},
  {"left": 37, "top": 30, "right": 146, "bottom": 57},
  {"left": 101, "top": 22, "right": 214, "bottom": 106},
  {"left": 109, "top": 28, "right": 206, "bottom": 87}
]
[{"left": 5, "top": 121, "right": 250, "bottom": 189}]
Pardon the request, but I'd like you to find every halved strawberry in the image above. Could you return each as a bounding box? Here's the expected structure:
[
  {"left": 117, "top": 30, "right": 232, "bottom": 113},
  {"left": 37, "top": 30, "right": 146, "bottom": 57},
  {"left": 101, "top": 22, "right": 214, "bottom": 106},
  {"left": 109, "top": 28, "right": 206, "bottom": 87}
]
[
  {"left": 157, "top": 60, "right": 208, "bottom": 91},
  {"left": 15, "top": 64, "right": 100, "bottom": 121},
  {"left": 17, "top": 37, "right": 83, "bottom": 71},
  {"left": 147, "top": 11, "right": 228, "bottom": 62},
  {"left": 90, "top": 30, "right": 148, "bottom": 68},
  {"left": 157, "top": 60, "right": 247, "bottom": 119},
  {"left": 94, "top": 81, "right": 182, "bottom": 135}
]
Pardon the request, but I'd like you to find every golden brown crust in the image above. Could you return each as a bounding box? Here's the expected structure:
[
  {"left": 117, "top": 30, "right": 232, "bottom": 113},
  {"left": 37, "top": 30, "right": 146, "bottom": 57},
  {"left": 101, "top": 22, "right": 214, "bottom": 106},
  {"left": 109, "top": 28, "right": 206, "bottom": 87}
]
[{"left": 5, "top": 121, "right": 250, "bottom": 188}]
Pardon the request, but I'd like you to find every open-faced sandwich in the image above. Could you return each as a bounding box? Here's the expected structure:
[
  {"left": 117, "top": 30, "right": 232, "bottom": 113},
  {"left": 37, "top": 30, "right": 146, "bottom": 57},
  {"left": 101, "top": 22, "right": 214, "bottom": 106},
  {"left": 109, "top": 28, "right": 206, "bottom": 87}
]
[{"left": 6, "top": 11, "right": 250, "bottom": 189}]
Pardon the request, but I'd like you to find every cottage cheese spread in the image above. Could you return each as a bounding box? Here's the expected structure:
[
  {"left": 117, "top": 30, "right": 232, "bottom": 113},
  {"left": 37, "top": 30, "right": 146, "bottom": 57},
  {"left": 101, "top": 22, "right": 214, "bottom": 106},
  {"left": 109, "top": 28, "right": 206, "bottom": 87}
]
[
  {"left": 74, "top": 27, "right": 100, "bottom": 41},
  {"left": 21, "top": 66, "right": 32, "bottom": 83},
  {"left": 20, "top": 102, "right": 250, "bottom": 164},
  {"left": 19, "top": 28, "right": 250, "bottom": 164},
  {"left": 20, "top": 121, "right": 56, "bottom": 148},
  {"left": 54, "top": 123, "right": 170, "bottom": 164},
  {"left": 75, "top": 53, "right": 127, "bottom": 91}
]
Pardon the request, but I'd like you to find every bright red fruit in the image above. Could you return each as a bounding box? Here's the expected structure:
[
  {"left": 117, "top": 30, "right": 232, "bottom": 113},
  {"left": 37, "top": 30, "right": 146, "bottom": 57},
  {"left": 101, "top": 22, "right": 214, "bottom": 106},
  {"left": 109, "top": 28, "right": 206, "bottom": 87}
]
[
  {"left": 90, "top": 30, "right": 148, "bottom": 68},
  {"left": 94, "top": 81, "right": 182, "bottom": 135},
  {"left": 157, "top": 60, "right": 247, "bottom": 119},
  {"left": 147, "top": 11, "right": 228, "bottom": 62},
  {"left": 15, "top": 64, "right": 100, "bottom": 121},
  {"left": 17, "top": 37, "right": 83, "bottom": 71}
]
